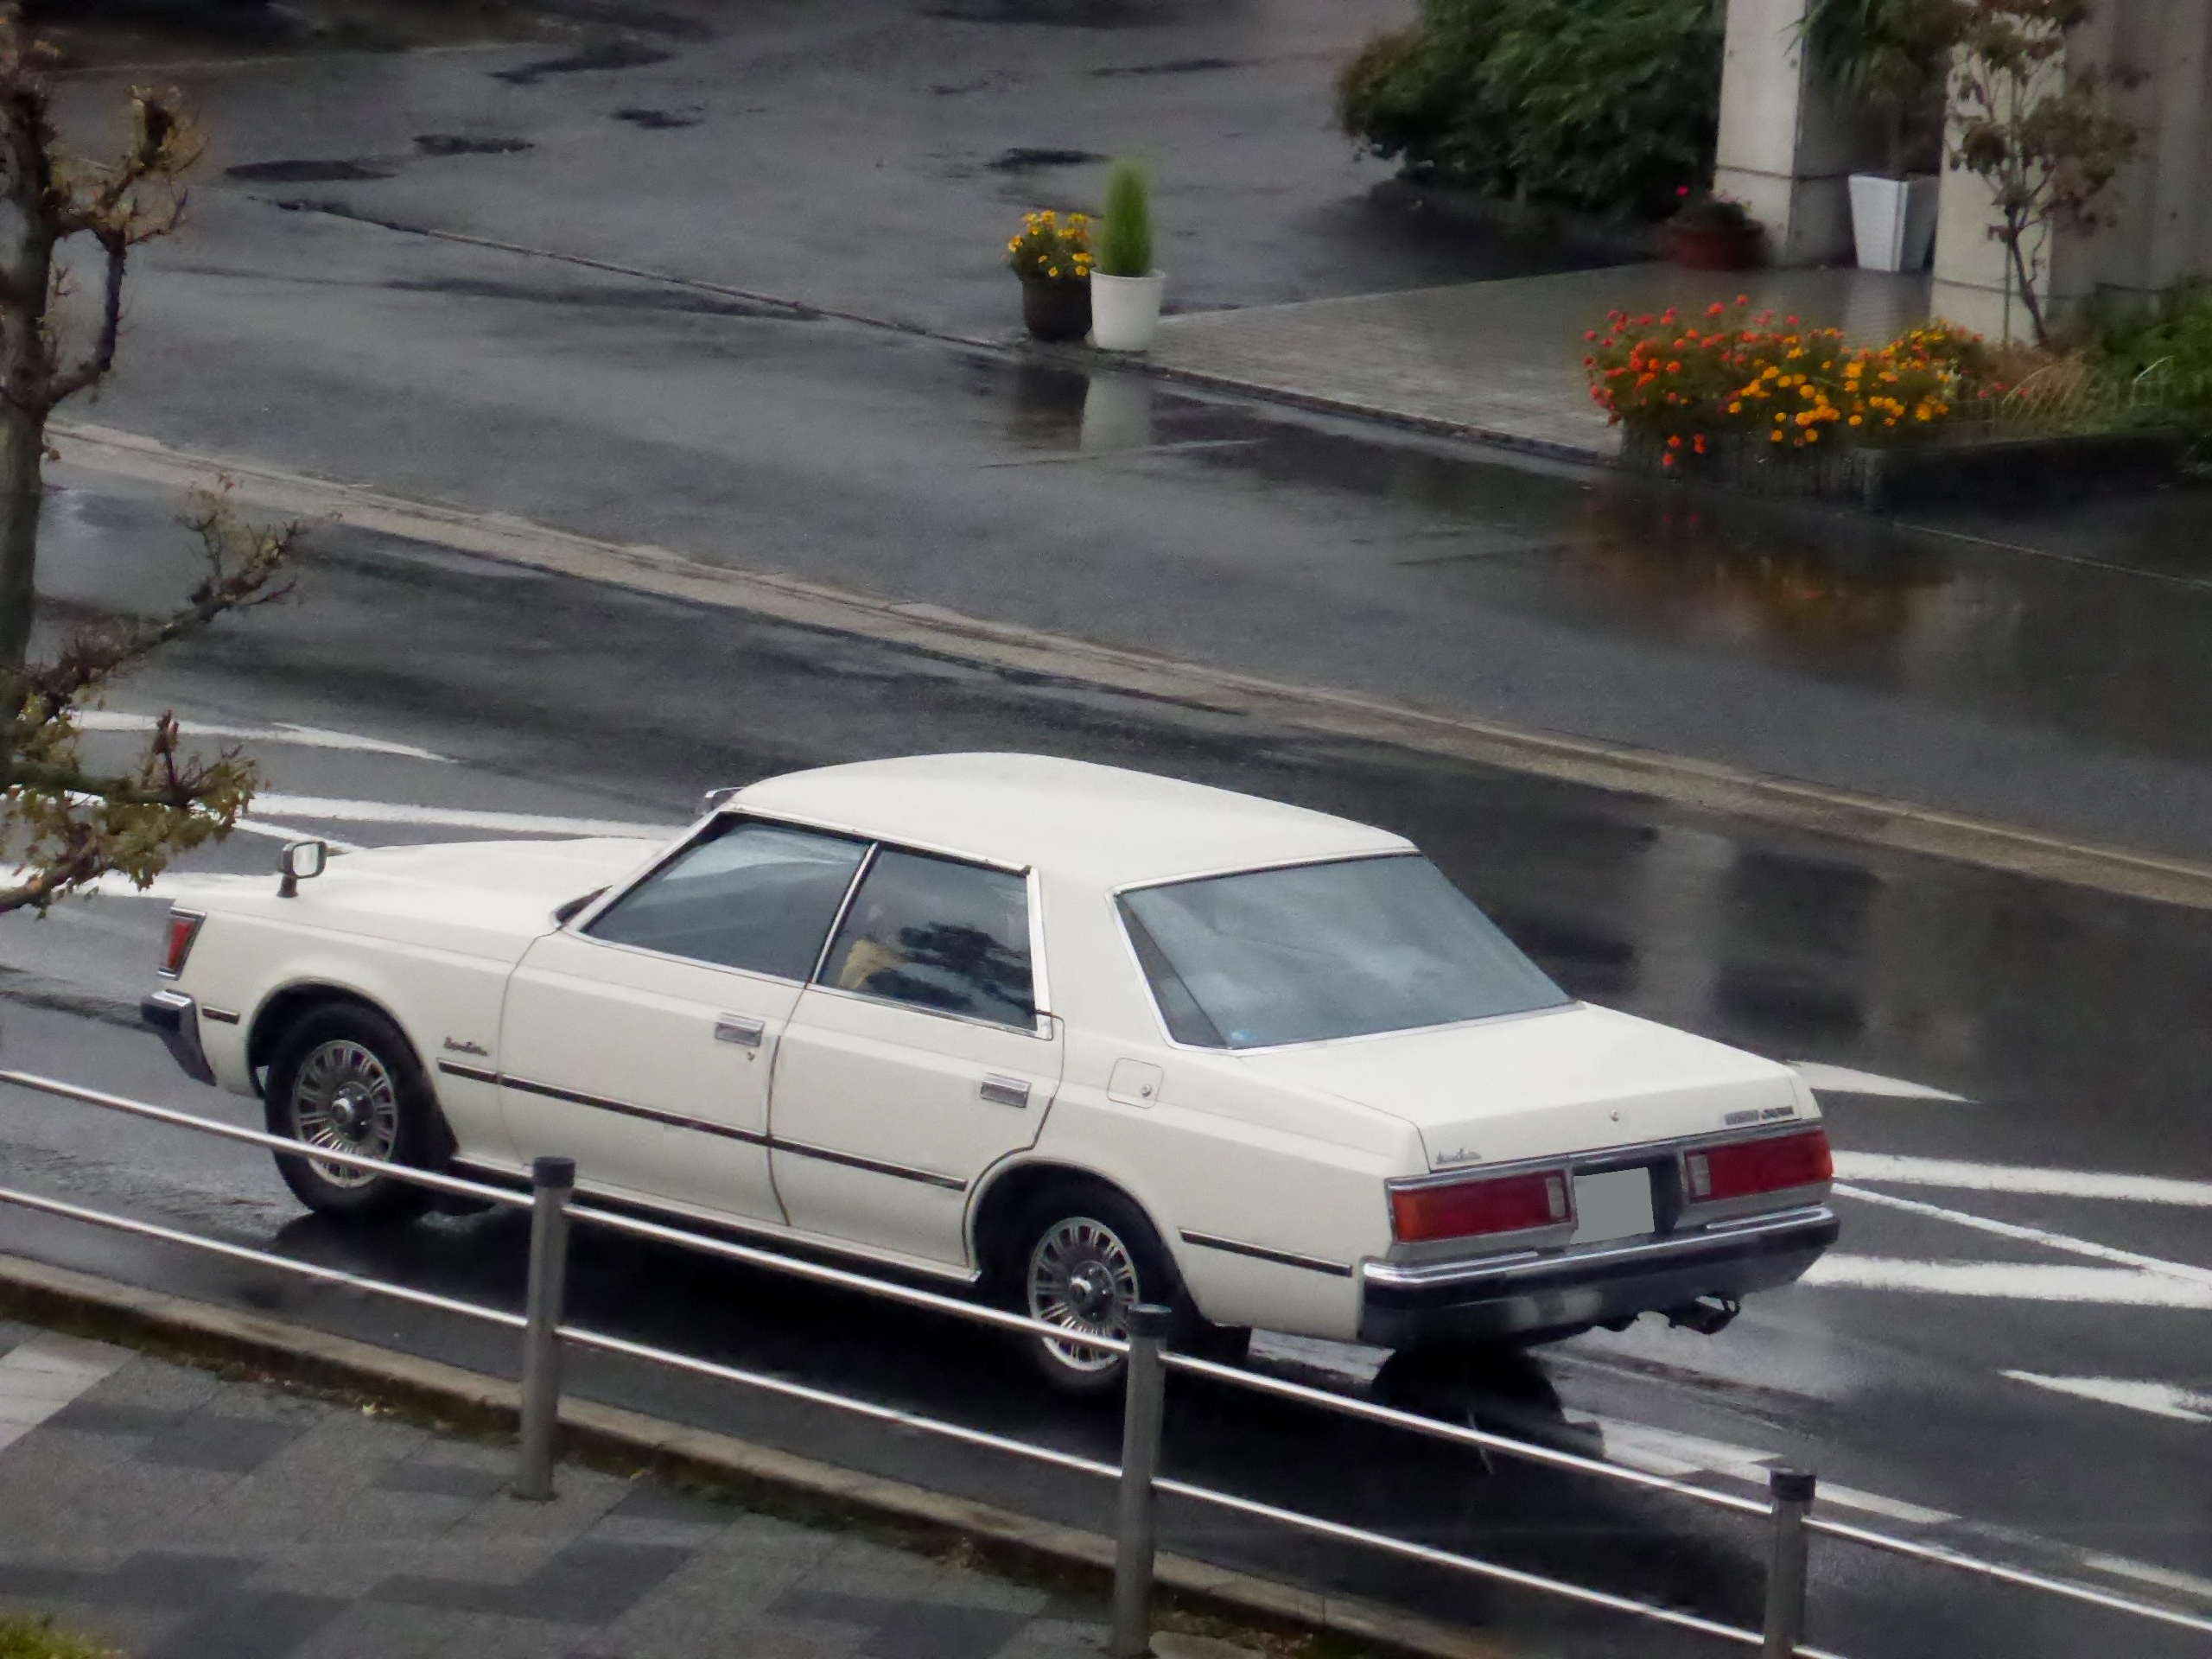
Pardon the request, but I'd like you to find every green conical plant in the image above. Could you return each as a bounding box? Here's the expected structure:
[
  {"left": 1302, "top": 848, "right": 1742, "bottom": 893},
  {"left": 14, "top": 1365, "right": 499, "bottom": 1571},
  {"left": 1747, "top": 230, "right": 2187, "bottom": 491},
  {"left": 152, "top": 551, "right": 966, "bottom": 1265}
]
[{"left": 1097, "top": 159, "right": 1154, "bottom": 277}]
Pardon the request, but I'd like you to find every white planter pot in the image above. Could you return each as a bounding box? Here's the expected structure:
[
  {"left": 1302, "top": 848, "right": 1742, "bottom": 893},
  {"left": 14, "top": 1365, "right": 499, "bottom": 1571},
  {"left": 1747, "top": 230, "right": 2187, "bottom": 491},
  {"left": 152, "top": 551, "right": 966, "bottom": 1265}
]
[
  {"left": 1090, "top": 271, "right": 1165, "bottom": 352},
  {"left": 1848, "top": 173, "right": 1940, "bottom": 273}
]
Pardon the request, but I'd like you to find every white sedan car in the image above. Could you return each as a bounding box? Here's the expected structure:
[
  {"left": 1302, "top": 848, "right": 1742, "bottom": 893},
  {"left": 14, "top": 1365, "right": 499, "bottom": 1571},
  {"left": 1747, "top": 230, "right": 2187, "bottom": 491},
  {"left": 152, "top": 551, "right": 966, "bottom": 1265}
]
[{"left": 143, "top": 753, "right": 1836, "bottom": 1390}]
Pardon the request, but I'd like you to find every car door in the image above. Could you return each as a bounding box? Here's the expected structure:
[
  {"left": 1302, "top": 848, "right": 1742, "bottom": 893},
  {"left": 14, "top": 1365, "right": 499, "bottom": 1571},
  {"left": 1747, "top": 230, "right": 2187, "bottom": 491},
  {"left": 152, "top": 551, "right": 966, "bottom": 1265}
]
[
  {"left": 497, "top": 819, "right": 869, "bottom": 1223},
  {"left": 769, "top": 845, "right": 1061, "bottom": 1268}
]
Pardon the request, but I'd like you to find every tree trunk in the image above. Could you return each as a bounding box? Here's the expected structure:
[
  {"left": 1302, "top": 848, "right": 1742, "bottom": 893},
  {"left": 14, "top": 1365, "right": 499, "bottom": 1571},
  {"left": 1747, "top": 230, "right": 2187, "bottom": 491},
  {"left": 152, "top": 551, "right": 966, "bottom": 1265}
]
[{"left": 0, "top": 399, "right": 43, "bottom": 788}]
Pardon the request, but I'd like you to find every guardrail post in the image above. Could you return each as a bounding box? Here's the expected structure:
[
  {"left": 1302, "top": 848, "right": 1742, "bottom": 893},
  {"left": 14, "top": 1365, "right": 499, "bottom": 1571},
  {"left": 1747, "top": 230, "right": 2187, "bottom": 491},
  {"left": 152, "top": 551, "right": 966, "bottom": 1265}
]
[
  {"left": 514, "top": 1155, "right": 575, "bottom": 1502},
  {"left": 1763, "top": 1467, "right": 1816, "bottom": 1658},
  {"left": 1110, "top": 1302, "right": 1173, "bottom": 1659}
]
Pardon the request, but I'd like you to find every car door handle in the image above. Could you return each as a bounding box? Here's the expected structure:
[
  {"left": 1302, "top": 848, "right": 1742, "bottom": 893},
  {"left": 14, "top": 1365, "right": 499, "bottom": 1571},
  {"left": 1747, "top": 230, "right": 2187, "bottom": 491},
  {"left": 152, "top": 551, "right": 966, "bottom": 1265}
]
[
  {"left": 714, "top": 1014, "right": 766, "bottom": 1048},
  {"left": 979, "top": 1074, "right": 1031, "bottom": 1109}
]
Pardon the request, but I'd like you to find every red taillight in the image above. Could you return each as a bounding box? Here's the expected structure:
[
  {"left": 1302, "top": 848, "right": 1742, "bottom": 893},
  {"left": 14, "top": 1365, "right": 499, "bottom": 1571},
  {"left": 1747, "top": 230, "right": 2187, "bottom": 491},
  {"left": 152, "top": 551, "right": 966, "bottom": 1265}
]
[
  {"left": 159, "top": 911, "right": 205, "bottom": 978},
  {"left": 1391, "top": 1168, "right": 1570, "bottom": 1243},
  {"left": 1684, "top": 1128, "right": 1832, "bottom": 1203}
]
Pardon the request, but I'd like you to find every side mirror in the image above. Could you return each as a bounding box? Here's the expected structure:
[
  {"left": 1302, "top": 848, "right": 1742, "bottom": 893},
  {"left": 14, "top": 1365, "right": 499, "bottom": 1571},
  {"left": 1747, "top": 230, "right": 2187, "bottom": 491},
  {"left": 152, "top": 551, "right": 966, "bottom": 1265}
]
[{"left": 278, "top": 839, "right": 328, "bottom": 899}]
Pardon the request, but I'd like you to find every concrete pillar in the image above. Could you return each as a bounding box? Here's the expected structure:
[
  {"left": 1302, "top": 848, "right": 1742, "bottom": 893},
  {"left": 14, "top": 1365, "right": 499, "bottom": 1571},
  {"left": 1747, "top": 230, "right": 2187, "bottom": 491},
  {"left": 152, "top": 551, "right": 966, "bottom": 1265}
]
[
  {"left": 1933, "top": 0, "right": 2212, "bottom": 339},
  {"left": 1713, "top": 0, "right": 1872, "bottom": 265}
]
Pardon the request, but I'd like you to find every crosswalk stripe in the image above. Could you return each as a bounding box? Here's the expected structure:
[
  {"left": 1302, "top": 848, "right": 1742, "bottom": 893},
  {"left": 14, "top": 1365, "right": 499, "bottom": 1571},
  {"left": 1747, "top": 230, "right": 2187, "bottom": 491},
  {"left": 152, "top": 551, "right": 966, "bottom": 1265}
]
[
  {"left": 1831, "top": 1153, "right": 2212, "bottom": 1207},
  {"left": 1802, "top": 1256, "right": 2212, "bottom": 1307},
  {"left": 247, "top": 795, "right": 679, "bottom": 839},
  {"left": 2002, "top": 1373, "right": 2212, "bottom": 1422},
  {"left": 1833, "top": 1183, "right": 2212, "bottom": 1287},
  {"left": 76, "top": 710, "right": 450, "bottom": 762},
  {"left": 1789, "top": 1061, "right": 1966, "bottom": 1101}
]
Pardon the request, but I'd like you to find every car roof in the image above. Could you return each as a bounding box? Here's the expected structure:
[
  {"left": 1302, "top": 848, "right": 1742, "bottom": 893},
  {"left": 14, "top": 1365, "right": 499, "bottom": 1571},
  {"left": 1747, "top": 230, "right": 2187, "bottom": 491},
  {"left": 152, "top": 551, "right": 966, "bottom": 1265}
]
[{"left": 728, "top": 753, "right": 1411, "bottom": 887}]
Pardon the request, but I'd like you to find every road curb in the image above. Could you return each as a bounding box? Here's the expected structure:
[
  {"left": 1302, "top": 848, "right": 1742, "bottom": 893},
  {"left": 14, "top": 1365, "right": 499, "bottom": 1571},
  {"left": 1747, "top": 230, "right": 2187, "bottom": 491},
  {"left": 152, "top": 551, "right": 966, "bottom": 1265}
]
[
  {"left": 52, "top": 420, "right": 2212, "bottom": 912},
  {"left": 235, "top": 200, "right": 1611, "bottom": 470},
  {"left": 0, "top": 1250, "right": 1517, "bottom": 1659}
]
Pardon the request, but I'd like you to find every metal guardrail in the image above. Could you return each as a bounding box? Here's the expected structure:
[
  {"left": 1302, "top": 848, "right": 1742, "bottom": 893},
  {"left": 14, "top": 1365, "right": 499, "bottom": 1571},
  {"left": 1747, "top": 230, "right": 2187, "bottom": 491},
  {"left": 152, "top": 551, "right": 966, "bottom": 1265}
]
[{"left": 3, "top": 1067, "right": 2211, "bottom": 1659}]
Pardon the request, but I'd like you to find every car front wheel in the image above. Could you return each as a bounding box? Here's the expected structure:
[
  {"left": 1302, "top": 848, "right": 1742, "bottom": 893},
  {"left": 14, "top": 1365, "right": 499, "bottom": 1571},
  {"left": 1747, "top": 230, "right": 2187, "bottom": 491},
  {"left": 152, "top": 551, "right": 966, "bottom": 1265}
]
[{"left": 264, "top": 1004, "right": 437, "bottom": 1223}]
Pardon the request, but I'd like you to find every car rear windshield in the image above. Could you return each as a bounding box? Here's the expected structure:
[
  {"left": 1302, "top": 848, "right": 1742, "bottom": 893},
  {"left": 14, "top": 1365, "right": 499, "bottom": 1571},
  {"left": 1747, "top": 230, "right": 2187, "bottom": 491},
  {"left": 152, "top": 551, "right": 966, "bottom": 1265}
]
[{"left": 1118, "top": 855, "right": 1569, "bottom": 1050}]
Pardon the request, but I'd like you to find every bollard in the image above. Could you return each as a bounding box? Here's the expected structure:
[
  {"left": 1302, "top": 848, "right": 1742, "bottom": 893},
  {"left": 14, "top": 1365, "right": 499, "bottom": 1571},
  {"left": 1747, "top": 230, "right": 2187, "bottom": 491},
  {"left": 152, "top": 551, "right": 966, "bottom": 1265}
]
[
  {"left": 1109, "top": 1303, "right": 1173, "bottom": 1659},
  {"left": 1762, "top": 1467, "right": 1816, "bottom": 1659},
  {"left": 514, "top": 1155, "right": 575, "bottom": 1502}
]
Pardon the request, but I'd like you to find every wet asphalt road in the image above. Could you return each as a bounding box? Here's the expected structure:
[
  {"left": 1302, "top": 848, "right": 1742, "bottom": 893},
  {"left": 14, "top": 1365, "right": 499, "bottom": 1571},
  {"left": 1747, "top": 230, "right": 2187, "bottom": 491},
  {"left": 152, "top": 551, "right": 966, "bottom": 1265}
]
[
  {"left": 45, "top": 3, "right": 2212, "bottom": 863},
  {"left": 3, "top": 480, "right": 2210, "bottom": 1659}
]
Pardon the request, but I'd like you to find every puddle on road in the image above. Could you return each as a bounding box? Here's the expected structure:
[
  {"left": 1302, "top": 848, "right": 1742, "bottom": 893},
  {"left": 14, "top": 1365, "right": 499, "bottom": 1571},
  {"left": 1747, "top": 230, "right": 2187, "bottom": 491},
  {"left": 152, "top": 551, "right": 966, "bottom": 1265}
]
[
  {"left": 226, "top": 158, "right": 394, "bottom": 184},
  {"left": 413, "top": 134, "right": 536, "bottom": 157},
  {"left": 1563, "top": 491, "right": 1948, "bottom": 653}
]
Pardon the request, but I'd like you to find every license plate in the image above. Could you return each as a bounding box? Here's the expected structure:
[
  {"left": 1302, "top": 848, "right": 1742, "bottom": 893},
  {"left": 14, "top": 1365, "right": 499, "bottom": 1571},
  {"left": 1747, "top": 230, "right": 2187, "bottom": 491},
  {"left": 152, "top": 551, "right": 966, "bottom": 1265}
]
[{"left": 1570, "top": 1168, "right": 1656, "bottom": 1245}]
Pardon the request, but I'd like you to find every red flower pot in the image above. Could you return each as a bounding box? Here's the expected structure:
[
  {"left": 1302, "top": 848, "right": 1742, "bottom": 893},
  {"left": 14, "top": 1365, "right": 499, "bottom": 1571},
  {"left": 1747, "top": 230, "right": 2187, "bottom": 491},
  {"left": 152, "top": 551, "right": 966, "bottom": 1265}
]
[{"left": 1668, "top": 223, "right": 1762, "bottom": 272}]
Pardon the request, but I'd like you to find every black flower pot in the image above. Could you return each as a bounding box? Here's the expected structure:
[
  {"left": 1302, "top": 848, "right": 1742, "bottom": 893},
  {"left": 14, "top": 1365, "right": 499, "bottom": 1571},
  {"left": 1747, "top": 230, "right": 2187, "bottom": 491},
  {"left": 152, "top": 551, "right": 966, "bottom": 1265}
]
[{"left": 1021, "top": 276, "right": 1091, "bottom": 343}]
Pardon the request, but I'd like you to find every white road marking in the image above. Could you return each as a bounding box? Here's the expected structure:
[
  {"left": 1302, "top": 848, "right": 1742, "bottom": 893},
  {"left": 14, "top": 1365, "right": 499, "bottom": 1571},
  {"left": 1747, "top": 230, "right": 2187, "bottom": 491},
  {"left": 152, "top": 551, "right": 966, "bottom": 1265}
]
[
  {"left": 1833, "top": 1183, "right": 2212, "bottom": 1287},
  {"left": 1802, "top": 1256, "right": 2212, "bottom": 1308},
  {"left": 0, "top": 1333, "right": 131, "bottom": 1452},
  {"left": 74, "top": 710, "right": 451, "bottom": 762},
  {"left": 2002, "top": 1373, "right": 2212, "bottom": 1423},
  {"left": 1247, "top": 1331, "right": 1389, "bottom": 1385},
  {"left": 249, "top": 794, "right": 679, "bottom": 839},
  {"left": 1593, "top": 1419, "right": 1954, "bottom": 1522},
  {"left": 0, "top": 868, "right": 266, "bottom": 901},
  {"left": 2082, "top": 1553, "right": 2212, "bottom": 1604},
  {"left": 1789, "top": 1062, "right": 1966, "bottom": 1101},
  {"left": 1833, "top": 1153, "right": 2212, "bottom": 1207},
  {"left": 219, "top": 817, "right": 366, "bottom": 853}
]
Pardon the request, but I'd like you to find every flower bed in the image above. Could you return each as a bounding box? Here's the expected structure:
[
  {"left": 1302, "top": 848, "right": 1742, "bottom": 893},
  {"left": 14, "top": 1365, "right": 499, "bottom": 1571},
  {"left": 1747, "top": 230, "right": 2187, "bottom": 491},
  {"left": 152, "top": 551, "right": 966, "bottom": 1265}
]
[{"left": 1586, "top": 297, "right": 2003, "bottom": 467}]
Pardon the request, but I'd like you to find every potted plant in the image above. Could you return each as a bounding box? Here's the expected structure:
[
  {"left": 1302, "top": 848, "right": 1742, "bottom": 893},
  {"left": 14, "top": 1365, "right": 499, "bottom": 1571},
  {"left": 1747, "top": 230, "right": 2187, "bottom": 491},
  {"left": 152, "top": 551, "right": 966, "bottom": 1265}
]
[
  {"left": 1008, "top": 210, "right": 1093, "bottom": 342},
  {"left": 1666, "top": 189, "right": 1760, "bottom": 271},
  {"left": 1807, "top": 0, "right": 1962, "bottom": 272},
  {"left": 1090, "top": 159, "right": 1164, "bottom": 352}
]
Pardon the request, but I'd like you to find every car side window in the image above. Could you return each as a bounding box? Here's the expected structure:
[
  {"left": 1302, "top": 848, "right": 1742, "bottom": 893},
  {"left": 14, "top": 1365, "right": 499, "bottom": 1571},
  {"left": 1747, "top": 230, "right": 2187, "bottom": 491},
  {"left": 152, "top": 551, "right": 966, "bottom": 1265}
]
[
  {"left": 585, "top": 820, "right": 868, "bottom": 980},
  {"left": 816, "top": 849, "right": 1035, "bottom": 1030}
]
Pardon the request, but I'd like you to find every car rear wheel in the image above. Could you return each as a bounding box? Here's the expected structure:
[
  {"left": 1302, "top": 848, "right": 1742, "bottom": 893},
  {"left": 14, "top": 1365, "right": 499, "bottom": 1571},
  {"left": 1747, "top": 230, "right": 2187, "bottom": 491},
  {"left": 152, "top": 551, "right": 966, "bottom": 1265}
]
[
  {"left": 1010, "top": 1184, "right": 1185, "bottom": 1396},
  {"left": 264, "top": 1004, "right": 437, "bottom": 1223}
]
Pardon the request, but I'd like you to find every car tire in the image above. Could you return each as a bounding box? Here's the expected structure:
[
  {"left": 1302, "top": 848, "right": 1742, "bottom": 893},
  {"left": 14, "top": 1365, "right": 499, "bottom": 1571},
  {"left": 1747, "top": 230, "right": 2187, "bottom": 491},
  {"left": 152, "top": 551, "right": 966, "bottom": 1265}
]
[
  {"left": 264, "top": 1003, "right": 439, "bottom": 1224},
  {"left": 1004, "top": 1181, "right": 1194, "bottom": 1397}
]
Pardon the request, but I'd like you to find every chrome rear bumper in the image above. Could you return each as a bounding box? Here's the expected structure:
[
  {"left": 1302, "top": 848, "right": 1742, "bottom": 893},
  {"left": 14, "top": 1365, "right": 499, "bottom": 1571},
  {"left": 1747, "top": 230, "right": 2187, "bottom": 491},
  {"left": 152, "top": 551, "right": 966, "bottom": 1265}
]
[
  {"left": 140, "top": 990, "right": 215, "bottom": 1085},
  {"left": 1357, "top": 1205, "right": 1838, "bottom": 1348}
]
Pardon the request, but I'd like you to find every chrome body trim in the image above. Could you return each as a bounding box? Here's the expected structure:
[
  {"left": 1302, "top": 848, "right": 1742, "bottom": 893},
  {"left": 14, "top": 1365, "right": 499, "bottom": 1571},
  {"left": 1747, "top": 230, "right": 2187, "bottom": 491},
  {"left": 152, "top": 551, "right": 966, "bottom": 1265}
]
[
  {"left": 461, "top": 1064, "right": 964, "bottom": 1191},
  {"left": 1357, "top": 1204, "right": 1839, "bottom": 1347},
  {"left": 200, "top": 1007, "right": 243, "bottom": 1026},
  {"left": 715, "top": 1014, "right": 766, "bottom": 1048},
  {"left": 1179, "top": 1230, "right": 1353, "bottom": 1278},
  {"left": 488, "top": 1069, "right": 771, "bottom": 1147},
  {"left": 770, "top": 1135, "right": 969, "bottom": 1192},
  {"left": 140, "top": 990, "right": 215, "bottom": 1085}
]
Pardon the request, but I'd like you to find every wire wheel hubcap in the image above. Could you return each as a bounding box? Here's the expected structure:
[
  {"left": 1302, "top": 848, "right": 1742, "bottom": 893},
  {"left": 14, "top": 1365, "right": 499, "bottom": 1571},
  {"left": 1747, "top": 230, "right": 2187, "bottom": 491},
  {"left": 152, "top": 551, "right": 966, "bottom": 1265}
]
[
  {"left": 1027, "top": 1216, "right": 1140, "bottom": 1375},
  {"left": 289, "top": 1040, "right": 399, "bottom": 1188}
]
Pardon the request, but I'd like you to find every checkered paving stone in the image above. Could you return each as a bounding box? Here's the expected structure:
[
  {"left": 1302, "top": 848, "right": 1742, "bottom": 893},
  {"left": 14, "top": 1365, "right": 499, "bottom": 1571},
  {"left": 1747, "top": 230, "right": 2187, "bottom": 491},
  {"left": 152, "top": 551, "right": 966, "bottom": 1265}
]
[{"left": 0, "top": 1337, "right": 1111, "bottom": 1659}]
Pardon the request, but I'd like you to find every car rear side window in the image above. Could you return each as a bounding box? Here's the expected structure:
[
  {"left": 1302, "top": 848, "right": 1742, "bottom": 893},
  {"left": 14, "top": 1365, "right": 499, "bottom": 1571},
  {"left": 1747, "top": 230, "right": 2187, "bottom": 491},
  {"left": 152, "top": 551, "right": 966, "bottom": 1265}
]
[
  {"left": 1119, "top": 854, "right": 1568, "bottom": 1050},
  {"left": 817, "top": 849, "right": 1035, "bottom": 1030},
  {"left": 585, "top": 820, "right": 868, "bottom": 980}
]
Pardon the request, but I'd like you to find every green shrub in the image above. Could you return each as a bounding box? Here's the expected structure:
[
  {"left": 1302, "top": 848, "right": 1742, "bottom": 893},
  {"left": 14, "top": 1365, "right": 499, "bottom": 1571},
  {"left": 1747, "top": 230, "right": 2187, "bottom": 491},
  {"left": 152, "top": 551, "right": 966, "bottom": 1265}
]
[
  {"left": 1097, "top": 159, "right": 1154, "bottom": 277},
  {"left": 2093, "top": 284, "right": 2212, "bottom": 454},
  {"left": 1337, "top": 0, "right": 1725, "bottom": 219},
  {"left": 0, "top": 1617, "right": 116, "bottom": 1659}
]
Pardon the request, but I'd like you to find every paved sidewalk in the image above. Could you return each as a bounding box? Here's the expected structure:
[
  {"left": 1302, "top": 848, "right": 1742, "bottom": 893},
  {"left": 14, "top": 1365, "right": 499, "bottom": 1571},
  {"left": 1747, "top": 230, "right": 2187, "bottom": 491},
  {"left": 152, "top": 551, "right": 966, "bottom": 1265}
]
[
  {"left": 0, "top": 1322, "right": 1124, "bottom": 1659},
  {"left": 1147, "top": 266, "right": 1934, "bottom": 456}
]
